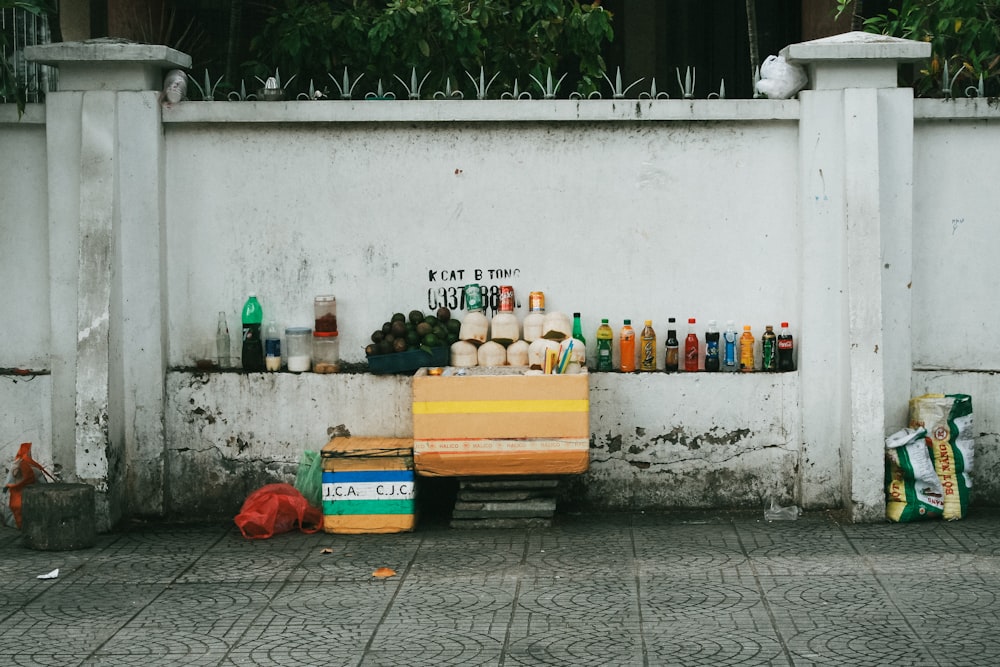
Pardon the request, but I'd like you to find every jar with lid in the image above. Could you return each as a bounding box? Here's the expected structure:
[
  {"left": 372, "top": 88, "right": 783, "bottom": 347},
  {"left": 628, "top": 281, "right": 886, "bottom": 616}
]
[
  {"left": 312, "top": 332, "right": 340, "bottom": 373},
  {"left": 314, "top": 295, "right": 337, "bottom": 334},
  {"left": 285, "top": 327, "right": 312, "bottom": 372}
]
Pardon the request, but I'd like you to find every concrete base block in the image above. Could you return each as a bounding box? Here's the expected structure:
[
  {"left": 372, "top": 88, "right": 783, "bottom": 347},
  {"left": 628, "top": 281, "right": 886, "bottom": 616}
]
[{"left": 22, "top": 483, "right": 97, "bottom": 551}]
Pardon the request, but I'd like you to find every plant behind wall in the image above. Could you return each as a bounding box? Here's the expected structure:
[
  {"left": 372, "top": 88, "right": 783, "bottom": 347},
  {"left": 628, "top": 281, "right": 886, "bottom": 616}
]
[
  {"left": 244, "top": 0, "right": 614, "bottom": 98},
  {"left": 837, "top": 0, "right": 1000, "bottom": 97}
]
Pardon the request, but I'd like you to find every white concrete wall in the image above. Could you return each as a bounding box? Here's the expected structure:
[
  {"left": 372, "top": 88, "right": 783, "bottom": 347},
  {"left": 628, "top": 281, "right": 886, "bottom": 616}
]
[
  {"left": 162, "top": 102, "right": 801, "bottom": 370},
  {"left": 0, "top": 106, "right": 54, "bottom": 474}
]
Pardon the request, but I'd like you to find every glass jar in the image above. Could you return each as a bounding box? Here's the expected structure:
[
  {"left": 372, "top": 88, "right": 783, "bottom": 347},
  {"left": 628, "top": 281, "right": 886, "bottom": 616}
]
[
  {"left": 314, "top": 295, "right": 337, "bottom": 334},
  {"left": 285, "top": 327, "right": 312, "bottom": 372},
  {"left": 312, "top": 332, "right": 340, "bottom": 373}
]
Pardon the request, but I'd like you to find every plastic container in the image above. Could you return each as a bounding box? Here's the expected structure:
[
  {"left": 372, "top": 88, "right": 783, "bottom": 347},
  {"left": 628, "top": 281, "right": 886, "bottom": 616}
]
[
  {"left": 664, "top": 318, "right": 678, "bottom": 372},
  {"left": 740, "top": 325, "right": 755, "bottom": 372},
  {"left": 241, "top": 294, "right": 264, "bottom": 372},
  {"left": 640, "top": 320, "right": 656, "bottom": 371},
  {"left": 684, "top": 318, "right": 699, "bottom": 371},
  {"left": 312, "top": 332, "right": 340, "bottom": 373},
  {"left": 285, "top": 327, "right": 312, "bottom": 372},
  {"left": 595, "top": 319, "right": 613, "bottom": 371},
  {"left": 705, "top": 320, "right": 720, "bottom": 372},
  {"left": 314, "top": 295, "right": 337, "bottom": 334},
  {"left": 762, "top": 325, "right": 778, "bottom": 371},
  {"left": 723, "top": 320, "right": 738, "bottom": 371},
  {"left": 264, "top": 320, "right": 281, "bottom": 371},
  {"left": 778, "top": 322, "right": 795, "bottom": 372},
  {"left": 619, "top": 320, "right": 635, "bottom": 372}
]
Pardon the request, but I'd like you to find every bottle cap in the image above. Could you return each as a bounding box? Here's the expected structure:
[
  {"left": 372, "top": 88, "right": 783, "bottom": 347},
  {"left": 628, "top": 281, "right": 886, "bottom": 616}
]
[
  {"left": 781, "top": 322, "right": 789, "bottom": 328},
  {"left": 624, "top": 319, "right": 631, "bottom": 325},
  {"left": 573, "top": 312, "right": 581, "bottom": 318},
  {"left": 601, "top": 318, "right": 609, "bottom": 324},
  {"left": 668, "top": 317, "right": 675, "bottom": 323},
  {"left": 688, "top": 318, "right": 696, "bottom": 324},
  {"left": 644, "top": 320, "right": 652, "bottom": 326},
  {"left": 743, "top": 325, "right": 751, "bottom": 331}
]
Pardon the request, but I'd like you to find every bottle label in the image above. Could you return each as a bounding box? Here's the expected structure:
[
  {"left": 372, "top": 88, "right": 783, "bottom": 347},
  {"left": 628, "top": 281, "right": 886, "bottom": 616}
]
[
  {"left": 597, "top": 343, "right": 613, "bottom": 372},
  {"left": 265, "top": 338, "right": 281, "bottom": 357},
  {"left": 763, "top": 339, "right": 777, "bottom": 369},
  {"left": 665, "top": 347, "right": 679, "bottom": 370},
  {"left": 640, "top": 338, "right": 656, "bottom": 371},
  {"left": 778, "top": 339, "right": 794, "bottom": 350}
]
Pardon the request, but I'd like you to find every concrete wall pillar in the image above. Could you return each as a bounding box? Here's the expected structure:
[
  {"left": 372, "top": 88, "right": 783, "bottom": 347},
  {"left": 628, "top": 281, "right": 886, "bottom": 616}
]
[
  {"left": 786, "top": 32, "right": 929, "bottom": 521},
  {"left": 24, "top": 39, "right": 190, "bottom": 530}
]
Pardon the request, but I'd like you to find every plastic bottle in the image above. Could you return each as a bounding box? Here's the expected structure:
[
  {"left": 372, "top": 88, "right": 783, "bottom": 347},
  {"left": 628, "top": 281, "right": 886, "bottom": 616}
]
[
  {"left": 216, "top": 311, "right": 231, "bottom": 368},
  {"left": 241, "top": 294, "right": 265, "bottom": 372},
  {"left": 664, "top": 317, "right": 678, "bottom": 372},
  {"left": 723, "top": 320, "right": 738, "bottom": 372},
  {"left": 596, "top": 319, "right": 614, "bottom": 372},
  {"left": 761, "top": 325, "right": 778, "bottom": 371},
  {"left": 739, "top": 325, "right": 755, "bottom": 372},
  {"left": 639, "top": 320, "right": 657, "bottom": 371},
  {"left": 704, "top": 319, "right": 720, "bottom": 372},
  {"left": 619, "top": 319, "right": 636, "bottom": 372},
  {"left": 264, "top": 320, "right": 281, "bottom": 372},
  {"left": 572, "top": 312, "right": 586, "bottom": 346},
  {"left": 778, "top": 321, "right": 795, "bottom": 372},
  {"left": 684, "top": 318, "right": 699, "bottom": 371}
]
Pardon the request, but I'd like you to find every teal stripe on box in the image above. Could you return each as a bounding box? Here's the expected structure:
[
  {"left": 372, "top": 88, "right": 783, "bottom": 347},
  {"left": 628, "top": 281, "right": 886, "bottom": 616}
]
[{"left": 324, "top": 499, "right": 415, "bottom": 516}]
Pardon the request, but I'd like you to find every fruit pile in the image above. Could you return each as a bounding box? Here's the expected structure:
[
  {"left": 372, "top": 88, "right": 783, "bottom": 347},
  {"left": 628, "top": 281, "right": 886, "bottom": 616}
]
[{"left": 365, "top": 308, "right": 460, "bottom": 357}]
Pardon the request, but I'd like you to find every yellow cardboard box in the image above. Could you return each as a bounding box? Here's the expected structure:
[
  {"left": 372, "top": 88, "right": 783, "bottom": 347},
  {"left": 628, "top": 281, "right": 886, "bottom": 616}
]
[
  {"left": 321, "top": 437, "right": 415, "bottom": 534},
  {"left": 412, "top": 368, "right": 590, "bottom": 477}
]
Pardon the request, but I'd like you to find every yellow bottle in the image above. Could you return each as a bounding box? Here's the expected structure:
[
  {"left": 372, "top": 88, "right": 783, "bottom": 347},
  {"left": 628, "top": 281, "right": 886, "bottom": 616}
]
[
  {"left": 739, "top": 325, "right": 755, "bottom": 372},
  {"left": 640, "top": 320, "right": 657, "bottom": 371}
]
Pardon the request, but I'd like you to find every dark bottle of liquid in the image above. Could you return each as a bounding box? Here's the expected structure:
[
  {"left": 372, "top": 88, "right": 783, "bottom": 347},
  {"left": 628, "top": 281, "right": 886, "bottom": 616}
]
[
  {"left": 241, "top": 294, "right": 265, "bottom": 372},
  {"left": 777, "top": 321, "right": 795, "bottom": 372},
  {"left": 762, "top": 325, "right": 778, "bottom": 371},
  {"left": 664, "top": 318, "right": 679, "bottom": 372},
  {"left": 704, "top": 319, "right": 720, "bottom": 372}
]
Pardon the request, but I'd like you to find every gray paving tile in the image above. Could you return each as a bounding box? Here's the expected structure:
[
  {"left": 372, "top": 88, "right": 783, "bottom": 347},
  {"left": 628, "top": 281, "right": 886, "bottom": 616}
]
[{"left": 4, "top": 510, "right": 1000, "bottom": 666}]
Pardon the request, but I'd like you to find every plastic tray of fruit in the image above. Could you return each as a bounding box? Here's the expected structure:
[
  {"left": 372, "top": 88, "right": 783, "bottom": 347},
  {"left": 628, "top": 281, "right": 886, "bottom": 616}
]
[
  {"left": 365, "top": 308, "right": 458, "bottom": 374},
  {"left": 367, "top": 345, "right": 450, "bottom": 374}
]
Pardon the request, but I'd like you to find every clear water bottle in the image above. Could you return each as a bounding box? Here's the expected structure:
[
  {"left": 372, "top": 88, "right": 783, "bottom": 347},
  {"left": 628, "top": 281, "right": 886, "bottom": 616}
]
[{"left": 216, "top": 311, "right": 231, "bottom": 368}]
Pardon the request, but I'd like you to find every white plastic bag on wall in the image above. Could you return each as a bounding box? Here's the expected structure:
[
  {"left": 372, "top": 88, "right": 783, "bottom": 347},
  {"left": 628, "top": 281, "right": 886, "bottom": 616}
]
[{"left": 755, "top": 54, "right": 808, "bottom": 99}]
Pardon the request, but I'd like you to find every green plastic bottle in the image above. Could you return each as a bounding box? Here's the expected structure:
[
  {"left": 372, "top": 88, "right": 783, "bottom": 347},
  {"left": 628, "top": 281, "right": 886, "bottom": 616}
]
[
  {"left": 241, "top": 294, "right": 265, "bottom": 371},
  {"left": 596, "top": 319, "right": 613, "bottom": 371}
]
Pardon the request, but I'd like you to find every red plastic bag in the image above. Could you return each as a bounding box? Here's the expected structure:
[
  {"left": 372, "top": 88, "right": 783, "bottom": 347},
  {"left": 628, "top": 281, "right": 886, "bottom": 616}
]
[
  {"left": 234, "top": 483, "right": 322, "bottom": 539},
  {"left": 3, "top": 442, "right": 56, "bottom": 529}
]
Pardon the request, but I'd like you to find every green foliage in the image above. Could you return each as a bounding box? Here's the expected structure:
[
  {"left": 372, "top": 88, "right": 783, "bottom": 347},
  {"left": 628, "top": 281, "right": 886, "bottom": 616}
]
[
  {"left": 1, "top": 0, "right": 53, "bottom": 116},
  {"left": 245, "top": 0, "right": 613, "bottom": 97},
  {"left": 838, "top": 0, "right": 1000, "bottom": 97}
]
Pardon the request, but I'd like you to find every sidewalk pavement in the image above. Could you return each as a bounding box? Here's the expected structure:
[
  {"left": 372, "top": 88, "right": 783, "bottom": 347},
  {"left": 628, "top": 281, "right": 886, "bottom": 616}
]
[{"left": 2, "top": 507, "right": 999, "bottom": 666}]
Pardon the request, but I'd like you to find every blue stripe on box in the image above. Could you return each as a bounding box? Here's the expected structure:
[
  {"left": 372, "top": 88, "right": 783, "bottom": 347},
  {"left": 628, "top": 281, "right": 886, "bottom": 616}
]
[{"left": 322, "top": 470, "right": 413, "bottom": 484}]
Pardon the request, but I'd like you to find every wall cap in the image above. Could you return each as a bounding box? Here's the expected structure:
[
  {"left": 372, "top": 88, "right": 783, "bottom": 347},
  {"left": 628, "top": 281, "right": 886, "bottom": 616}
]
[
  {"left": 782, "top": 31, "right": 931, "bottom": 64},
  {"left": 24, "top": 38, "right": 191, "bottom": 69}
]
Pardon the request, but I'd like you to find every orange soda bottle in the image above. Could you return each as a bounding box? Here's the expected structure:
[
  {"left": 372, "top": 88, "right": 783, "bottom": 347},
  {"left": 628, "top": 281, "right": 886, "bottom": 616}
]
[{"left": 620, "top": 320, "right": 636, "bottom": 372}]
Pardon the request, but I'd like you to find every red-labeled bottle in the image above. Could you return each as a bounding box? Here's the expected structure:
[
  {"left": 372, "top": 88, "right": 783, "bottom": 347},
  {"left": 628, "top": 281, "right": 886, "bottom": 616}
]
[
  {"left": 778, "top": 322, "right": 795, "bottom": 372},
  {"left": 684, "top": 318, "right": 699, "bottom": 371}
]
